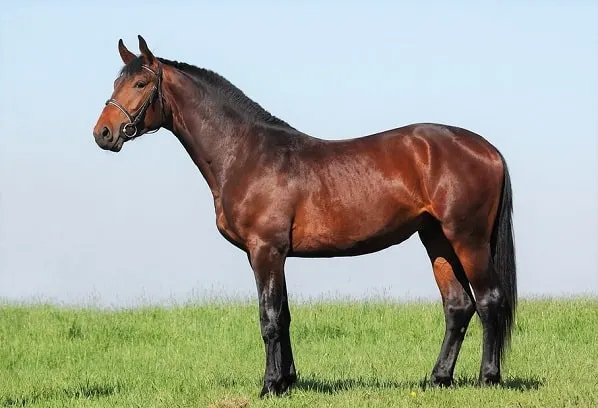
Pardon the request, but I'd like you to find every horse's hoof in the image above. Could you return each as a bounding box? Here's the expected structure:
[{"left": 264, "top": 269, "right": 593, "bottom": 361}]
[
  {"left": 430, "top": 373, "right": 453, "bottom": 388},
  {"left": 282, "top": 373, "right": 298, "bottom": 389},
  {"left": 259, "top": 378, "right": 292, "bottom": 398},
  {"left": 479, "top": 372, "right": 501, "bottom": 386}
]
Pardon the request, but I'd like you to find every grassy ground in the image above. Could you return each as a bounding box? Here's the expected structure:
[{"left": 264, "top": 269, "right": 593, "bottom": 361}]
[{"left": 0, "top": 297, "right": 596, "bottom": 407}]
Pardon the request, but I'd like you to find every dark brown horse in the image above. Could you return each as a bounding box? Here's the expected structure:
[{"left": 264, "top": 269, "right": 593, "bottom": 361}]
[{"left": 93, "top": 36, "right": 517, "bottom": 397}]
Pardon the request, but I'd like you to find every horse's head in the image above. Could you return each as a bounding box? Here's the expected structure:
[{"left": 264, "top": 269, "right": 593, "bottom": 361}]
[{"left": 93, "top": 35, "right": 164, "bottom": 152}]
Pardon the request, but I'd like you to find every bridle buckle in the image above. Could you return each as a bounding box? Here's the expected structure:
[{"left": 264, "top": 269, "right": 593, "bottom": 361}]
[{"left": 122, "top": 123, "right": 138, "bottom": 138}]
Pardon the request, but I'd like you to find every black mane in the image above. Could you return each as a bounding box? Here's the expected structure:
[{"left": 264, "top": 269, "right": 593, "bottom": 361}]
[{"left": 120, "top": 56, "right": 295, "bottom": 130}]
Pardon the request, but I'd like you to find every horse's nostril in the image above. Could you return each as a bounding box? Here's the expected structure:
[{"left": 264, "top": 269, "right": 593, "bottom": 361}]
[{"left": 101, "top": 126, "right": 111, "bottom": 140}]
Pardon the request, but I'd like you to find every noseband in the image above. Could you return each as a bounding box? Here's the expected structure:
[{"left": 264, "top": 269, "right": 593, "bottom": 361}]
[{"left": 105, "top": 64, "right": 163, "bottom": 139}]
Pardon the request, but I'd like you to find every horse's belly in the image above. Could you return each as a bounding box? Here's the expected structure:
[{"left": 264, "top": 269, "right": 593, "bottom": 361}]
[{"left": 290, "top": 201, "right": 423, "bottom": 257}]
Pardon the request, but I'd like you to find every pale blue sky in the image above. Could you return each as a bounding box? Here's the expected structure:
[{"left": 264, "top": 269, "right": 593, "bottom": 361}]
[{"left": 1, "top": 2, "right": 597, "bottom": 307}]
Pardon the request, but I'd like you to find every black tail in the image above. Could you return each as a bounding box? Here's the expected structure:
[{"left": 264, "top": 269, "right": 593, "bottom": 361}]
[{"left": 490, "top": 153, "right": 517, "bottom": 363}]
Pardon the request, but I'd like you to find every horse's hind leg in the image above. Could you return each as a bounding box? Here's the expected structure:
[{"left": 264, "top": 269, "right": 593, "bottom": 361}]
[
  {"left": 444, "top": 232, "right": 506, "bottom": 385},
  {"left": 419, "top": 222, "right": 476, "bottom": 387}
]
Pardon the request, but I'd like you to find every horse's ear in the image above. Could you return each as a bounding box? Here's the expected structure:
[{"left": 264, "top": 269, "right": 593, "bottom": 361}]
[
  {"left": 138, "top": 35, "right": 155, "bottom": 64},
  {"left": 118, "top": 39, "right": 136, "bottom": 64}
]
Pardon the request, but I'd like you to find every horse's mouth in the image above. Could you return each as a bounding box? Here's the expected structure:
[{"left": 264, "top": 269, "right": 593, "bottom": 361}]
[{"left": 110, "top": 137, "right": 125, "bottom": 152}]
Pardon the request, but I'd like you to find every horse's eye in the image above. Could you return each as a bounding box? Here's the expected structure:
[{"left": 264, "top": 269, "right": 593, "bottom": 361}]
[{"left": 134, "top": 81, "right": 146, "bottom": 88}]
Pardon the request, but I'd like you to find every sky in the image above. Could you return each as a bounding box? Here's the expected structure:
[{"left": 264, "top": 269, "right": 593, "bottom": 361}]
[{"left": 1, "top": 2, "right": 597, "bottom": 308}]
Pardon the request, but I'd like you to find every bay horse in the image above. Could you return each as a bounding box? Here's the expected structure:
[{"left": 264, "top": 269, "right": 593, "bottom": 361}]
[{"left": 92, "top": 35, "right": 517, "bottom": 397}]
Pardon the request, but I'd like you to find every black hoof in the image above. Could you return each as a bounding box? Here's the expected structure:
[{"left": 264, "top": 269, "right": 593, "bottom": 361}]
[
  {"left": 282, "top": 373, "right": 298, "bottom": 389},
  {"left": 430, "top": 373, "right": 453, "bottom": 388},
  {"left": 259, "top": 374, "right": 296, "bottom": 398},
  {"left": 259, "top": 385, "right": 278, "bottom": 398},
  {"left": 479, "top": 371, "right": 501, "bottom": 386}
]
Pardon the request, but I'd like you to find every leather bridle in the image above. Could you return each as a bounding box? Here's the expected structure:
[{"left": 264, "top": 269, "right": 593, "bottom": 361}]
[{"left": 105, "top": 64, "right": 163, "bottom": 139}]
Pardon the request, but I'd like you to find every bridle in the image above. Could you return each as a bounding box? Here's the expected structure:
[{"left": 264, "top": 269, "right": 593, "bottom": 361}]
[{"left": 105, "top": 64, "right": 163, "bottom": 139}]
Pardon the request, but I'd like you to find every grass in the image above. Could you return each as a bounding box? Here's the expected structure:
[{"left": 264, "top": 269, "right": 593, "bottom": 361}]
[{"left": 1, "top": 297, "right": 597, "bottom": 407}]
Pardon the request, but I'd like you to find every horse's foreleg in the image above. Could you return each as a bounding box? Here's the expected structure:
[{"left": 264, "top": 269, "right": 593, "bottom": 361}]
[
  {"left": 280, "top": 275, "right": 297, "bottom": 387},
  {"left": 248, "top": 238, "right": 296, "bottom": 397}
]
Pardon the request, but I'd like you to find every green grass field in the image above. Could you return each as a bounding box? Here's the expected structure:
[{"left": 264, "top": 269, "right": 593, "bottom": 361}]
[{"left": 1, "top": 297, "right": 596, "bottom": 407}]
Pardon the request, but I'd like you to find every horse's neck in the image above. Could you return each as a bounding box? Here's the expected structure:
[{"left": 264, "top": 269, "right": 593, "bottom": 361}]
[{"left": 163, "top": 73, "right": 254, "bottom": 198}]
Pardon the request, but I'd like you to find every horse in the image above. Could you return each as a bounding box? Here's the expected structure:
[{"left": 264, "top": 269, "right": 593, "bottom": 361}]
[{"left": 92, "top": 35, "right": 517, "bottom": 397}]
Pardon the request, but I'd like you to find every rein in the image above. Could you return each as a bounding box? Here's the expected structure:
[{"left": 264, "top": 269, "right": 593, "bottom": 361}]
[{"left": 105, "top": 64, "right": 163, "bottom": 139}]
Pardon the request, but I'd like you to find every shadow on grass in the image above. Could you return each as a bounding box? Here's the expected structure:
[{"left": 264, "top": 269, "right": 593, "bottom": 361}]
[
  {"left": 294, "top": 374, "right": 544, "bottom": 394},
  {"left": 451, "top": 376, "right": 544, "bottom": 391},
  {"left": 2, "top": 380, "right": 122, "bottom": 407}
]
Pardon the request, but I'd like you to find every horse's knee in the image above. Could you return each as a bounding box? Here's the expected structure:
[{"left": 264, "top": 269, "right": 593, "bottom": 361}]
[{"left": 261, "top": 316, "right": 284, "bottom": 341}]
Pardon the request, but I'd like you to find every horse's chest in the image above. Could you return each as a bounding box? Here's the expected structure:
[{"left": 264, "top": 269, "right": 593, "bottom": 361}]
[{"left": 214, "top": 203, "right": 246, "bottom": 250}]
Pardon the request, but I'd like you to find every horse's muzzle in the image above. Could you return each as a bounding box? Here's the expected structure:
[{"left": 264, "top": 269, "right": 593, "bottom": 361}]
[{"left": 93, "top": 130, "right": 124, "bottom": 152}]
